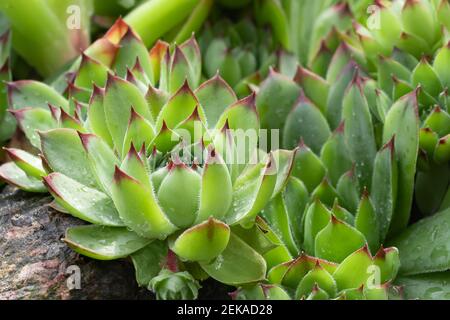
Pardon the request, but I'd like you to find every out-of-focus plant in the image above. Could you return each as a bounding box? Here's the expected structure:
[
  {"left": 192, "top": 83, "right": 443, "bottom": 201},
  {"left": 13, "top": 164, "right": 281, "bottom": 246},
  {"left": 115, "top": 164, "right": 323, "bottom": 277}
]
[{"left": 0, "top": 0, "right": 92, "bottom": 77}]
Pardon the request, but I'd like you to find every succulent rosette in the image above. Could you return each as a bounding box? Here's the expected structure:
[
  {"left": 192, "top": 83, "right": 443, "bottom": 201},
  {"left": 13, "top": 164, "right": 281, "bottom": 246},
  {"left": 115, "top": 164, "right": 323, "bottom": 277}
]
[
  {"left": 226, "top": 1, "right": 450, "bottom": 299},
  {"left": 199, "top": 17, "right": 297, "bottom": 95},
  {"left": 0, "top": 19, "right": 295, "bottom": 299}
]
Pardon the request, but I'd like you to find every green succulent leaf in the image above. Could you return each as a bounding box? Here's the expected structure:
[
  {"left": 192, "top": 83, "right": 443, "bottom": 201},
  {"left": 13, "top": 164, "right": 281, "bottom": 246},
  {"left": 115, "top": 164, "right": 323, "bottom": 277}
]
[
  {"left": 390, "top": 207, "right": 450, "bottom": 276},
  {"left": 12, "top": 107, "right": 58, "bottom": 148},
  {"left": 295, "top": 263, "right": 337, "bottom": 299},
  {"left": 282, "top": 176, "right": 309, "bottom": 249},
  {"left": 111, "top": 166, "right": 177, "bottom": 239},
  {"left": 43, "top": 173, "right": 124, "bottom": 227},
  {"left": 342, "top": 73, "right": 377, "bottom": 191},
  {"left": 373, "top": 247, "right": 400, "bottom": 284},
  {"left": 104, "top": 74, "right": 153, "bottom": 157},
  {"left": 225, "top": 156, "right": 277, "bottom": 226},
  {"left": 355, "top": 192, "right": 380, "bottom": 254},
  {"left": 75, "top": 53, "right": 109, "bottom": 89},
  {"left": 0, "top": 162, "right": 47, "bottom": 193},
  {"left": 195, "top": 74, "right": 237, "bottom": 127},
  {"left": 131, "top": 241, "right": 168, "bottom": 287},
  {"left": 200, "top": 232, "right": 267, "bottom": 285},
  {"left": 294, "top": 66, "right": 329, "bottom": 114},
  {"left": 87, "top": 86, "right": 114, "bottom": 147},
  {"left": 423, "top": 106, "right": 450, "bottom": 138},
  {"left": 283, "top": 93, "right": 331, "bottom": 154},
  {"left": 197, "top": 150, "right": 232, "bottom": 223},
  {"left": 320, "top": 122, "right": 352, "bottom": 186},
  {"left": 256, "top": 70, "right": 301, "bottom": 147},
  {"left": 262, "top": 194, "right": 298, "bottom": 257},
  {"left": 291, "top": 144, "right": 326, "bottom": 193},
  {"left": 382, "top": 89, "right": 419, "bottom": 236},
  {"left": 303, "top": 199, "right": 331, "bottom": 255},
  {"left": 4, "top": 147, "right": 45, "bottom": 179},
  {"left": 79, "top": 132, "right": 120, "bottom": 196},
  {"left": 40, "top": 128, "right": 99, "bottom": 188},
  {"left": 64, "top": 225, "right": 152, "bottom": 260},
  {"left": 326, "top": 61, "right": 358, "bottom": 130},
  {"left": 113, "top": 29, "right": 153, "bottom": 80},
  {"left": 333, "top": 245, "right": 373, "bottom": 291},
  {"left": 315, "top": 215, "right": 366, "bottom": 263},
  {"left": 433, "top": 42, "right": 450, "bottom": 89},
  {"left": 395, "top": 272, "right": 450, "bottom": 300},
  {"left": 371, "top": 138, "right": 397, "bottom": 241},
  {"left": 170, "top": 218, "right": 230, "bottom": 262},
  {"left": 7, "top": 80, "right": 69, "bottom": 111}
]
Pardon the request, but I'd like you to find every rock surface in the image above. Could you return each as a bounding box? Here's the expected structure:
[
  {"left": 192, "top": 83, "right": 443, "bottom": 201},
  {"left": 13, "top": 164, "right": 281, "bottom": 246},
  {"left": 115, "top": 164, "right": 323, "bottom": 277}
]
[{"left": 0, "top": 186, "right": 230, "bottom": 300}]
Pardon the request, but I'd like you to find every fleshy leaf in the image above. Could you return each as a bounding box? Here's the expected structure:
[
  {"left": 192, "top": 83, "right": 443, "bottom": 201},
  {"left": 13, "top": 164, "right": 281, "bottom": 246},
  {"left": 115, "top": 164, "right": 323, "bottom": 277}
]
[
  {"left": 4, "top": 148, "right": 45, "bottom": 179},
  {"left": 64, "top": 225, "right": 152, "bottom": 260},
  {"left": 7, "top": 80, "right": 69, "bottom": 111},
  {"left": 225, "top": 156, "right": 277, "bottom": 226},
  {"left": 333, "top": 245, "right": 373, "bottom": 291},
  {"left": 195, "top": 74, "right": 237, "bottom": 127},
  {"left": 74, "top": 53, "right": 109, "bottom": 89},
  {"left": 196, "top": 150, "right": 232, "bottom": 223},
  {"left": 336, "top": 167, "right": 360, "bottom": 213},
  {"left": 262, "top": 194, "right": 299, "bottom": 256},
  {"left": 294, "top": 66, "right": 329, "bottom": 114},
  {"left": 373, "top": 247, "right": 400, "bottom": 284},
  {"left": 12, "top": 107, "right": 58, "bottom": 148},
  {"left": 157, "top": 163, "right": 201, "bottom": 228},
  {"left": 111, "top": 166, "right": 177, "bottom": 239},
  {"left": 131, "top": 241, "right": 168, "bottom": 287},
  {"left": 0, "top": 162, "right": 46, "bottom": 193},
  {"left": 113, "top": 28, "right": 153, "bottom": 79},
  {"left": 87, "top": 85, "right": 114, "bottom": 147},
  {"left": 200, "top": 232, "right": 267, "bottom": 285},
  {"left": 43, "top": 173, "right": 124, "bottom": 226},
  {"left": 372, "top": 138, "right": 398, "bottom": 241},
  {"left": 382, "top": 89, "right": 419, "bottom": 236},
  {"left": 311, "top": 178, "right": 339, "bottom": 208},
  {"left": 342, "top": 72, "right": 376, "bottom": 191},
  {"left": 291, "top": 143, "right": 326, "bottom": 193},
  {"left": 295, "top": 263, "right": 337, "bottom": 299},
  {"left": 122, "top": 108, "right": 155, "bottom": 157},
  {"left": 303, "top": 199, "right": 331, "bottom": 255},
  {"left": 104, "top": 74, "right": 153, "bottom": 157},
  {"left": 256, "top": 70, "right": 301, "bottom": 148},
  {"left": 170, "top": 218, "right": 230, "bottom": 262},
  {"left": 40, "top": 128, "right": 98, "bottom": 188},
  {"left": 390, "top": 207, "right": 450, "bottom": 276},
  {"left": 395, "top": 272, "right": 450, "bottom": 300},
  {"left": 355, "top": 190, "right": 380, "bottom": 253},
  {"left": 320, "top": 122, "right": 352, "bottom": 186},
  {"left": 283, "top": 92, "right": 331, "bottom": 154},
  {"left": 79, "top": 132, "right": 119, "bottom": 196},
  {"left": 315, "top": 215, "right": 366, "bottom": 263}
]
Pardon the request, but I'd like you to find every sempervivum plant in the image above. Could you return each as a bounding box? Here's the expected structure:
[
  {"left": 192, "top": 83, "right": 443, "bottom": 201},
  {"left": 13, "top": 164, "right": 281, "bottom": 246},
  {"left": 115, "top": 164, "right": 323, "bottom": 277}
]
[
  {"left": 233, "top": 63, "right": 408, "bottom": 299},
  {"left": 0, "top": 20, "right": 294, "bottom": 299},
  {"left": 199, "top": 17, "right": 297, "bottom": 95},
  {"left": 350, "top": 0, "right": 450, "bottom": 217}
]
